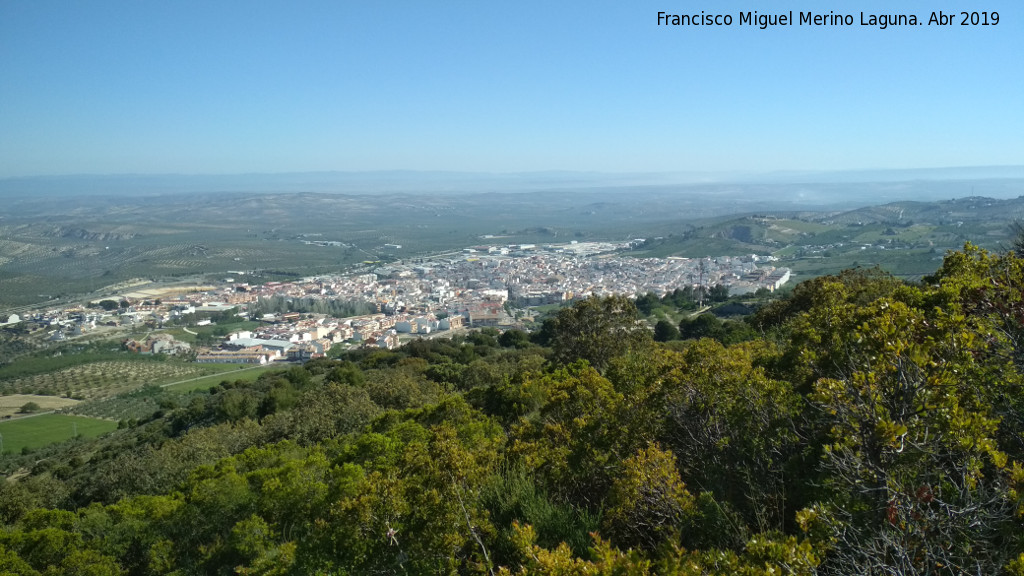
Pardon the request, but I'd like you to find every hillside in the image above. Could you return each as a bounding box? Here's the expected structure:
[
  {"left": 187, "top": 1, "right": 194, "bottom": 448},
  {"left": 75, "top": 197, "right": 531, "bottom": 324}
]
[
  {"left": 0, "top": 243, "right": 1022, "bottom": 575},
  {"left": 633, "top": 195, "right": 1024, "bottom": 279}
]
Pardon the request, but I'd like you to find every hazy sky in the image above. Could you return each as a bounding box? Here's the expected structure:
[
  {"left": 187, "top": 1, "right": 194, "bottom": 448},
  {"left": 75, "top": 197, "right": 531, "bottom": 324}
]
[{"left": 1, "top": 1, "right": 1021, "bottom": 177}]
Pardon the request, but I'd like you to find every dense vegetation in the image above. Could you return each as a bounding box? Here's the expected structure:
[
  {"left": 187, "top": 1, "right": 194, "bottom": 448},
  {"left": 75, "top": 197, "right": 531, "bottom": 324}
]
[{"left": 1, "top": 243, "right": 1023, "bottom": 575}]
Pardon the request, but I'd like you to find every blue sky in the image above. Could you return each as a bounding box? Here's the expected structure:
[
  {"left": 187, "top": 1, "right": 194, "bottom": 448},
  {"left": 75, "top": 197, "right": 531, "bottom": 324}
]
[{"left": 1, "top": 1, "right": 1021, "bottom": 177}]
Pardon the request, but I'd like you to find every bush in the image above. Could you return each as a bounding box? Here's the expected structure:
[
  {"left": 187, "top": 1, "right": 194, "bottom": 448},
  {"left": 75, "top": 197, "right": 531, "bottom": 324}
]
[{"left": 17, "top": 402, "right": 41, "bottom": 414}]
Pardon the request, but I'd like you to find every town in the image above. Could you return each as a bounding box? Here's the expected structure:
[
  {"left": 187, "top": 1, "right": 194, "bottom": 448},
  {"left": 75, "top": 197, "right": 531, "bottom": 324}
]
[{"left": 6, "top": 240, "right": 791, "bottom": 364}]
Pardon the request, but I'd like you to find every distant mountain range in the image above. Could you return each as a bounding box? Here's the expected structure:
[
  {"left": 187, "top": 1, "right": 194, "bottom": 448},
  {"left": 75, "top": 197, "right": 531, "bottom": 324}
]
[{"left": 1, "top": 166, "right": 1022, "bottom": 198}]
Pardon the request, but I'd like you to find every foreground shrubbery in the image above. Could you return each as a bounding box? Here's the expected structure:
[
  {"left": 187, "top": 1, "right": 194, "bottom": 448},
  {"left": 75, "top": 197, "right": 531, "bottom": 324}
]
[{"left": 0, "top": 243, "right": 1023, "bottom": 575}]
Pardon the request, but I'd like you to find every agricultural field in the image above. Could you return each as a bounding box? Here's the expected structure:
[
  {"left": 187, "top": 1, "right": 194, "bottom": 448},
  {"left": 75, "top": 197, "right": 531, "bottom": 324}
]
[
  {"left": 63, "top": 364, "right": 275, "bottom": 421},
  {"left": 0, "top": 414, "right": 117, "bottom": 454},
  {"left": 163, "top": 364, "right": 283, "bottom": 393},
  {"left": 68, "top": 385, "right": 179, "bottom": 422},
  {"left": 0, "top": 338, "right": 274, "bottom": 450},
  {"left": 785, "top": 247, "right": 947, "bottom": 280},
  {"left": 0, "top": 359, "right": 232, "bottom": 399},
  {"left": 0, "top": 394, "right": 79, "bottom": 418}
]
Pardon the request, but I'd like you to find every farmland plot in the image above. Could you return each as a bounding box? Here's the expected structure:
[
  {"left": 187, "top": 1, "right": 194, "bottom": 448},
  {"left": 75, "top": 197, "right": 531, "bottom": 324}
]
[
  {"left": 0, "top": 414, "right": 117, "bottom": 454},
  {"left": 0, "top": 394, "right": 79, "bottom": 418},
  {"left": 68, "top": 385, "right": 181, "bottom": 421},
  {"left": 0, "top": 360, "right": 213, "bottom": 398}
]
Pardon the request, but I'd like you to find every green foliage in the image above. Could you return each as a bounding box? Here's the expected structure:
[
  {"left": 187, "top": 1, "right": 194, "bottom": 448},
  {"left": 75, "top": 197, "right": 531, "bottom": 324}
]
[
  {"left": 511, "top": 362, "right": 643, "bottom": 506},
  {"left": 482, "top": 465, "right": 599, "bottom": 562},
  {"left": 364, "top": 367, "right": 441, "bottom": 410},
  {"left": 635, "top": 292, "right": 662, "bottom": 316},
  {"left": 661, "top": 286, "right": 696, "bottom": 310},
  {"left": 326, "top": 361, "right": 364, "bottom": 386},
  {"left": 653, "top": 319, "right": 679, "bottom": 342},
  {"left": 750, "top": 266, "right": 901, "bottom": 332},
  {"left": 661, "top": 339, "right": 801, "bottom": 535},
  {"left": 218, "top": 388, "right": 259, "bottom": 422},
  {"left": 773, "top": 246, "right": 1024, "bottom": 574},
  {"left": 498, "top": 329, "right": 531, "bottom": 349},
  {"left": 679, "top": 313, "right": 722, "bottom": 340},
  {"left": 678, "top": 313, "right": 756, "bottom": 345},
  {"left": 268, "top": 383, "right": 379, "bottom": 444},
  {"left": 0, "top": 477, "right": 70, "bottom": 525},
  {"left": 1009, "top": 221, "right": 1024, "bottom": 257},
  {"left": 603, "top": 444, "right": 694, "bottom": 550},
  {"left": 548, "top": 295, "right": 651, "bottom": 373},
  {"left": 707, "top": 283, "right": 730, "bottom": 302}
]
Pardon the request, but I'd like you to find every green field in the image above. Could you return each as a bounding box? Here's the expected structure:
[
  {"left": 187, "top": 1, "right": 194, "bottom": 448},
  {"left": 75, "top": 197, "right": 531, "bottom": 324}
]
[
  {"left": 163, "top": 364, "right": 284, "bottom": 392},
  {"left": 0, "top": 414, "right": 117, "bottom": 454}
]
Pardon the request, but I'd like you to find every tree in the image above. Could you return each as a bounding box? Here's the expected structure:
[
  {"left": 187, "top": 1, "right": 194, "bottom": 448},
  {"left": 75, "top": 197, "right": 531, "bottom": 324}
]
[
  {"left": 678, "top": 313, "right": 722, "bottom": 341},
  {"left": 498, "top": 329, "right": 530, "bottom": 349},
  {"left": 510, "top": 363, "right": 633, "bottom": 506},
  {"left": 0, "top": 545, "right": 39, "bottom": 576},
  {"left": 708, "top": 284, "right": 730, "bottom": 302},
  {"left": 603, "top": 444, "right": 694, "bottom": 550},
  {"left": 661, "top": 339, "right": 801, "bottom": 535},
  {"left": 327, "top": 362, "right": 365, "bottom": 387},
  {"left": 218, "top": 389, "right": 258, "bottom": 423},
  {"left": 1009, "top": 221, "right": 1024, "bottom": 257},
  {"left": 17, "top": 402, "right": 41, "bottom": 414},
  {"left": 662, "top": 286, "right": 695, "bottom": 309},
  {"left": 228, "top": 515, "right": 296, "bottom": 575},
  {"left": 503, "top": 522, "right": 821, "bottom": 576},
  {"left": 652, "top": 319, "right": 679, "bottom": 342},
  {"left": 777, "top": 262, "right": 1023, "bottom": 574},
  {"left": 635, "top": 292, "right": 661, "bottom": 316},
  {"left": 548, "top": 296, "right": 651, "bottom": 374},
  {"left": 749, "top": 266, "right": 900, "bottom": 332}
]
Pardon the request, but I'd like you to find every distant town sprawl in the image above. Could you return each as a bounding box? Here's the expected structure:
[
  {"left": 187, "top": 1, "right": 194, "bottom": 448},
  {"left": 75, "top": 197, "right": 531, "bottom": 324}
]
[{"left": 6, "top": 240, "right": 790, "bottom": 363}]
